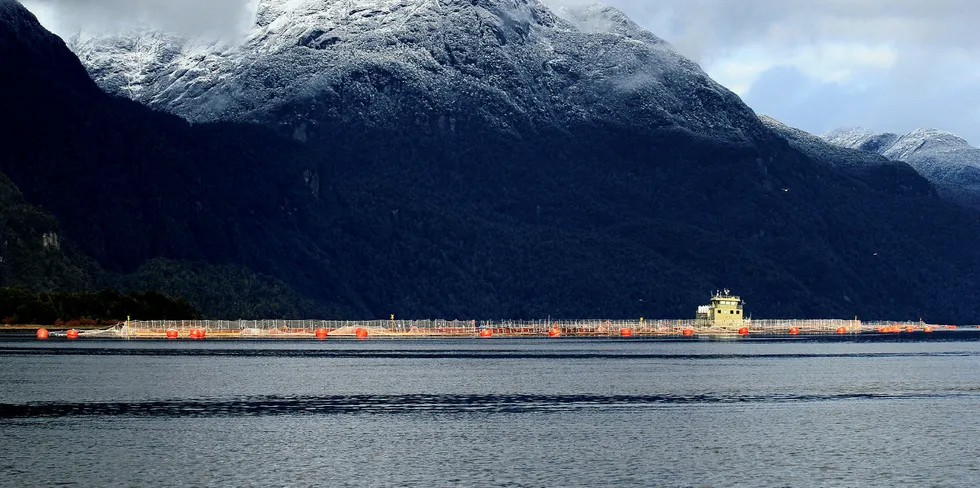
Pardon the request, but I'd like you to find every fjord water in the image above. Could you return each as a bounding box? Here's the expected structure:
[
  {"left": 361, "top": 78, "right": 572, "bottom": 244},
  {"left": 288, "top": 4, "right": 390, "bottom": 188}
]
[{"left": 1, "top": 338, "right": 979, "bottom": 487}]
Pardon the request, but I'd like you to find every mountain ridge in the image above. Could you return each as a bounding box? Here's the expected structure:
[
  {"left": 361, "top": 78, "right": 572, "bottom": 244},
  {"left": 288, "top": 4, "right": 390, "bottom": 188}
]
[
  {"left": 824, "top": 126, "right": 980, "bottom": 208},
  {"left": 759, "top": 116, "right": 932, "bottom": 197},
  {"left": 5, "top": 0, "right": 980, "bottom": 322},
  {"left": 69, "top": 0, "right": 764, "bottom": 145}
]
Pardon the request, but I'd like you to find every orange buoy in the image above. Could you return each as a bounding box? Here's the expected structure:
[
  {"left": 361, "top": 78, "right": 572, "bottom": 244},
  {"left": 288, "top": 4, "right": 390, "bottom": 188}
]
[
  {"left": 837, "top": 327, "right": 847, "bottom": 334},
  {"left": 923, "top": 326, "right": 933, "bottom": 333},
  {"left": 738, "top": 327, "right": 749, "bottom": 336},
  {"left": 788, "top": 327, "right": 800, "bottom": 335},
  {"left": 166, "top": 329, "right": 179, "bottom": 339},
  {"left": 946, "top": 325, "right": 957, "bottom": 330},
  {"left": 479, "top": 329, "right": 493, "bottom": 338},
  {"left": 548, "top": 328, "right": 561, "bottom": 337},
  {"left": 620, "top": 328, "right": 633, "bottom": 337},
  {"left": 36, "top": 328, "right": 49, "bottom": 340},
  {"left": 682, "top": 328, "right": 695, "bottom": 337},
  {"left": 314, "top": 328, "right": 329, "bottom": 340},
  {"left": 188, "top": 329, "right": 198, "bottom": 339},
  {"left": 355, "top": 328, "right": 368, "bottom": 340},
  {"left": 905, "top": 326, "right": 915, "bottom": 333},
  {"left": 66, "top": 329, "right": 79, "bottom": 340}
]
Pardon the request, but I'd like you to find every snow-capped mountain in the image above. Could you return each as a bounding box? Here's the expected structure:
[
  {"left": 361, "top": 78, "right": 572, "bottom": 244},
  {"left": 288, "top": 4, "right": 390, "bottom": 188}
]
[
  {"left": 825, "top": 127, "right": 980, "bottom": 206},
  {"left": 13, "top": 0, "right": 980, "bottom": 322},
  {"left": 69, "top": 0, "right": 761, "bottom": 143},
  {"left": 761, "top": 116, "right": 890, "bottom": 170},
  {"left": 758, "top": 116, "right": 931, "bottom": 196}
]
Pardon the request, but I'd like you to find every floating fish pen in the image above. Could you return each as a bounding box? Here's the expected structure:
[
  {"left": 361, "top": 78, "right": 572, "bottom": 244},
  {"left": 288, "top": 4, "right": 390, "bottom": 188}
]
[
  {"left": 35, "top": 291, "right": 969, "bottom": 340},
  {"left": 96, "top": 317, "right": 958, "bottom": 339}
]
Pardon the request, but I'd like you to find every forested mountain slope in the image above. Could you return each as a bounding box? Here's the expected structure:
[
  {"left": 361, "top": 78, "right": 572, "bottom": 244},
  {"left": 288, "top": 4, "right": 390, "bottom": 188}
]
[{"left": 4, "top": 0, "right": 980, "bottom": 322}]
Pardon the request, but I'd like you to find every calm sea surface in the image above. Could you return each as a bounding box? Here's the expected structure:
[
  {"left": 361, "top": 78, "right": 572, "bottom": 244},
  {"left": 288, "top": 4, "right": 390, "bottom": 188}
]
[{"left": 1, "top": 337, "right": 979, "bottom": 487}]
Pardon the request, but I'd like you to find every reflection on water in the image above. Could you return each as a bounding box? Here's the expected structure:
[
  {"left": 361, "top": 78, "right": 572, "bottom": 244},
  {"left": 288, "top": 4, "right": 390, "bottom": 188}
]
[{"left": 1, "top": 338, "right": 979, "bottom": 486}]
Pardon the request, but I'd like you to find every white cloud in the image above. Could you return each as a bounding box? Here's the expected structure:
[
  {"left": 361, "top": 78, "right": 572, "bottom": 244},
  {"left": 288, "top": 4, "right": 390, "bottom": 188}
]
[
  {"left": 567, "top": 0, "right": 980, "bottom": 145},
  {"left": 708, "top": 42, "right": 897, "bottom": 96},
  {"left": 21, "top": 0, "right": 257, "bottom": 38}
]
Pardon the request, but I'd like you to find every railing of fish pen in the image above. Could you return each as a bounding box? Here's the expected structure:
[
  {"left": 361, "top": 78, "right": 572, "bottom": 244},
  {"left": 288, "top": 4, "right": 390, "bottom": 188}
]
[{"left": 118, "top": 318, "right": 944, "bottom": 337}]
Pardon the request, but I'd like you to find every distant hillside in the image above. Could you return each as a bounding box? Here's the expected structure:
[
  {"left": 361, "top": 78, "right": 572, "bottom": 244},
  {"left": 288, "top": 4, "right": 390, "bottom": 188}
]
[
  {"left": 0, "top": 171, "right": 101, "bottom": 291},
  {"left": 759, "top": 116, "right": 932, "bottom": 197},
  {"left": 824, "top": 127, "right": 980, "bottom": 208}
]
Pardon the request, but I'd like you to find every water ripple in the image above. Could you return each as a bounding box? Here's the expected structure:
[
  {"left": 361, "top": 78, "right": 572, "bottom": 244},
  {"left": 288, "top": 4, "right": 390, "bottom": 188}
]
[
  {"left": 0, "top": 346, "right": 978, "bottom": 360},
  {"left": 0, "top": 391, "right": 969, "bottom": 418}
]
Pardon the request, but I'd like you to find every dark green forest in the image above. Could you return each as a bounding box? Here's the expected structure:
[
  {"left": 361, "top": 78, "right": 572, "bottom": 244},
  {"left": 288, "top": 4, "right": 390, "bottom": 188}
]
[
  {"left": 3, "top": 2, "right": 980, "bottom": 323},
  {"left": 0, "top": 287, "right": 200, "bottom": 325}
]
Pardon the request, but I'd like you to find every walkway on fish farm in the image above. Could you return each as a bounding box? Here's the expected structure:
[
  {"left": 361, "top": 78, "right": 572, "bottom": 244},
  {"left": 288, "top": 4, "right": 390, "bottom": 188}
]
[{"left": 79, "top": 318, "right": 968, "bottom": 339}]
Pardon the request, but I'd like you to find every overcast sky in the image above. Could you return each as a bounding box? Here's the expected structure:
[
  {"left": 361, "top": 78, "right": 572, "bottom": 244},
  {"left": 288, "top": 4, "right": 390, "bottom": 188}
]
[
  {"left": 22, "top": 0, "right": 980, "bottom": 145},
  {"left": 556, "top": 0, "right": 980, "bottom": 145}
]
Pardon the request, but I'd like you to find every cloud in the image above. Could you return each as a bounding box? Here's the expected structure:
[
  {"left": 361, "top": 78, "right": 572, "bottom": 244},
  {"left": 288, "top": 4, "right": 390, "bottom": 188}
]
[
  {"left": 21, "top": 0, "right": 257, "bottom": 38},
  {"left": 708, "top": 42, "right": 898, "bottom": 96},
  {"left": 546, "top": 0, "right": 979, "bottom": 61},
  {"left": 541, "top": 0, "right": 980, "bottom": 144}
]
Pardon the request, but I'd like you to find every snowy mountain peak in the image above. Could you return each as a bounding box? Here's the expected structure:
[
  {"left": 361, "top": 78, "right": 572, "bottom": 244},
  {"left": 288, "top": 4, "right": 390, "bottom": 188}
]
[
  {"left": 252, "top": 0, "right": 559, "bottom": 44},
  {"left": 823, "top": 126, "right": 980, "bottom": 202},
  {"left": 823, "top": 126, "right": 887, "bottom": 145},
  {"left": 549, "top": 2, "right": 663, "bottom": 43},
  {"left": 825, "top": 127, "right": 976, "bottom": 163},
  {"left": 888, "top": 128, "right": 971, "bottom": 159},
  {"left": 65, "top": 0, "right": 758, "bottom": 143}
]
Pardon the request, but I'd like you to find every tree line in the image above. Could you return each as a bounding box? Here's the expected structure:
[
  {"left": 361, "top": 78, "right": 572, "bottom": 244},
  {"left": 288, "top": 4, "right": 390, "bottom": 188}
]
[{"left": 0, "top": 288, "right": 201, "bottom": 325}]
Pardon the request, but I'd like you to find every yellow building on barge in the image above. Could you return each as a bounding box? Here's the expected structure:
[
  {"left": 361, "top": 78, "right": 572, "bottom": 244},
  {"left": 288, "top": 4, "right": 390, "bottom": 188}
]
[{"left": 695, "top": 289, "right": 745, "bottom": 329}]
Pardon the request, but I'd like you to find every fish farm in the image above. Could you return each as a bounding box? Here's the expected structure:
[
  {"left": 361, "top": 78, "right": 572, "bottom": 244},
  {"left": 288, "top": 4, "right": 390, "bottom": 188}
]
[{"left": 19, "top": 291, "right": 974, "bottom": 340}]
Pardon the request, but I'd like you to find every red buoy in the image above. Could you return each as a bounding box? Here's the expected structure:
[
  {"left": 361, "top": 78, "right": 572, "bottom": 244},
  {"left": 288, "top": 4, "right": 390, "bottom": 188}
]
[
  {"left": 837, "top": 327, "right": 847, "bottom": 334},
  {"left": 738, "top": 327, "right": 749, "bottom": 336},
  {"left": 355, "top": 328, "right": 368, "bottom": 340},
  {"left": 66, "top": 329, "right": 79, "bottom": 340},
  {"left": 36, "top": 328, "right": 49, "bottom": 340},
  {"left": 479, "top": 329, "right": 493, "bottom": 338},
  {"left": 166, "top": 329, "right": 179, "bottom": 339},
  {"left": 682, "top": 328, "right": 695, "bottom": 337},
  {"left": 620, "top": 328, "right": 633, "bottom": 337},
  {"left": 788, "top": 327, "right": 800, "bottom": 335},
  {"left": 315, "top": 328, "right": 329, "bottom": 340},
  {"left": 548, "top": 328, "right": 561, "bottom": 337}
]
